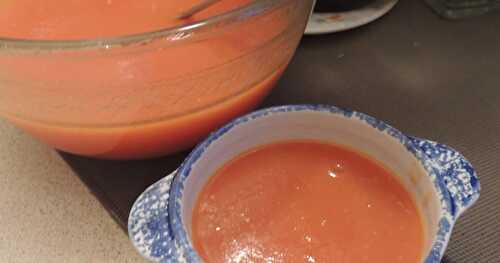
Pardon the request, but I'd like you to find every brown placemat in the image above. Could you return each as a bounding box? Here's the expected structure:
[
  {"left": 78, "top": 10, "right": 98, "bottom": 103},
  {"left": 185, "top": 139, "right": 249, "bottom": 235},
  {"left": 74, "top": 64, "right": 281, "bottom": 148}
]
[{"left": 61, "top": 1, "right": 500, "bottom": 262}]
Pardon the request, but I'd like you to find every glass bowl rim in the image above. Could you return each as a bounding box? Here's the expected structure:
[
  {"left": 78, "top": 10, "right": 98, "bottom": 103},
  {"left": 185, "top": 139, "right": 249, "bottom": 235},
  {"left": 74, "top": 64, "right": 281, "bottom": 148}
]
[{"left": 0, "top": 0, "right": 287, "bottom": 51}]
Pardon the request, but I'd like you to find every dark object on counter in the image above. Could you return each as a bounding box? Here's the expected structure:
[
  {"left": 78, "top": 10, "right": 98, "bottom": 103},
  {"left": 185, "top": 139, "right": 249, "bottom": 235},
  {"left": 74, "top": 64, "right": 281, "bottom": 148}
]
[
  {"left": 314, "top": 0, "right": 375, "bottom": 12},
  {"left": 426, "top": 0, "right": 500, "bottom": 18},
  {"left": 63, "top": 1, "right": 500, "bottom": 263}
]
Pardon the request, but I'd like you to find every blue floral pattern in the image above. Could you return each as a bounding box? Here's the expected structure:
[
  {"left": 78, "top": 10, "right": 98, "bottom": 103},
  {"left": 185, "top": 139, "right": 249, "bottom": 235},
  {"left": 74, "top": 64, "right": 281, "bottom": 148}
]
[
  {"left": 410, "top": 137, "right": 480, "bottom": 217},
  {"left": 128, "top": 105, "right": 480, "bottom": 263},
  {"left": 128, "top": 172, "right": 181, "bottom": 263}
]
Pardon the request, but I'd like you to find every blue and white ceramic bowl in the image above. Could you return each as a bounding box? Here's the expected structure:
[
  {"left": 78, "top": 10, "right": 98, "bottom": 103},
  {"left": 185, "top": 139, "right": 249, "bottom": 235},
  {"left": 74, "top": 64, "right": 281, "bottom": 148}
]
[{"left": 129, "top": 105, "right": 480, "bottom": 263}]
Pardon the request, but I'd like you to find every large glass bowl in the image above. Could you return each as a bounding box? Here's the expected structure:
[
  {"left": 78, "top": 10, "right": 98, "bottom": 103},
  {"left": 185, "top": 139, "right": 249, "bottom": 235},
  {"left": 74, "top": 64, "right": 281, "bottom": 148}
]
[{"left": 0, "top": 0, "right": 314, "bottom": 159}]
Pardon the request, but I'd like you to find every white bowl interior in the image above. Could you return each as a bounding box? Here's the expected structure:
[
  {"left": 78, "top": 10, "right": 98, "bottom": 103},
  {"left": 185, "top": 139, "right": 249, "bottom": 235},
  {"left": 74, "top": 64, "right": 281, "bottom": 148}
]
[{"left": 180, "top": 110, "right": 441, "bottom": 261}]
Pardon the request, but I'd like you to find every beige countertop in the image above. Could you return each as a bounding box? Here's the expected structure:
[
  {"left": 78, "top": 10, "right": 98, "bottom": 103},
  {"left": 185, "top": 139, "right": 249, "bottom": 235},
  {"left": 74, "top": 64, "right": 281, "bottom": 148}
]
[{"left": 0, "top": 120, "right": 146, "bottom": 263}]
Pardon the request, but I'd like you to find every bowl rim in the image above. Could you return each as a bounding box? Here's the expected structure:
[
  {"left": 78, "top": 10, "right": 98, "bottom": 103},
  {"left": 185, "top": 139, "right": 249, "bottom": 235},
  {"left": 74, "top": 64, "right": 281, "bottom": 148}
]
[
  {"left": 0, "top": 0, "right": 286, "bottom": 51},
  {"left": 168, "top": 104, "right": 474, "bottom": 263}
]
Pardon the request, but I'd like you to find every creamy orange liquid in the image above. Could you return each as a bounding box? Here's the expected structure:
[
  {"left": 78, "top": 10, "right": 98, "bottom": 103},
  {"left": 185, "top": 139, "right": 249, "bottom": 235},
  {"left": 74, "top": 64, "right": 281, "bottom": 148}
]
[
  {"left": 6, "top": 70, "right": 283, "bottom": 159},
  {"left": 193, "top": 141, "right": 424, "bottom": 262},
  {"left": 0, "top": 0, "right": 251, "bottom": 39},
  {"left": 0, "top": 0, "right": 301, "bottom": 158}
]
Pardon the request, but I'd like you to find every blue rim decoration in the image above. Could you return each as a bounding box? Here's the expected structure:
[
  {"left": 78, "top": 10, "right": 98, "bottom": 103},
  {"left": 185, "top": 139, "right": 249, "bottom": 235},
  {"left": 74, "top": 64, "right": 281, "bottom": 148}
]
[
  {"left": 128, "top": 171, "right": 178, "bottom": 263},
  {"left": 129, "top": 104, "right": 480, "bottom": 263}
]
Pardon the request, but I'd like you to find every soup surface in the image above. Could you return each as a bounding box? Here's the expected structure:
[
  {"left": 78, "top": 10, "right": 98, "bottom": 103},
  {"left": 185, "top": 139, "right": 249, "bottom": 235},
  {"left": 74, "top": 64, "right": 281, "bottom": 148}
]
[
  {"left": 192, "top": 140, "right": 424, "bottom": 262},
  {"left": 0, "top": 0, "right": 252, "bottom": 39}
]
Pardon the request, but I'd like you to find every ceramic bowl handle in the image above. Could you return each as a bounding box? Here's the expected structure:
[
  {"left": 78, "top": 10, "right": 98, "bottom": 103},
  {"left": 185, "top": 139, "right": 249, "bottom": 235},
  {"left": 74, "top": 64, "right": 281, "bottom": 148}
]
[
  {"left": 128, "top": 172, "right": 177, "bottom": 263},
  {"left": 409, "top": 137, "right": 480, "bottom": 218}
]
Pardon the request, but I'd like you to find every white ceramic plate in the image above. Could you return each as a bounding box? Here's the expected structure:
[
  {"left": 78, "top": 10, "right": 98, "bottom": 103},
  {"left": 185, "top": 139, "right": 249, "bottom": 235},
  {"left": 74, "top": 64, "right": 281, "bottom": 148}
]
[{"left": 305, "top": 0, "right": 399, "bottom": 35}]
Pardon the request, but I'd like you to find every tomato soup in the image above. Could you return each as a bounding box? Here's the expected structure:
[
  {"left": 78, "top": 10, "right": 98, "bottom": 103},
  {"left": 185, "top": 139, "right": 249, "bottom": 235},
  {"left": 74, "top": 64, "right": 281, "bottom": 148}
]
[
  {"left": 192, "top": 140, "right": 424, "bottom": 262},
  {"left": 0, "top": 0, "right": 302, "bottom": 158},
  {"left": 0, "top": 0, "right": 252, "bottom": 39}
]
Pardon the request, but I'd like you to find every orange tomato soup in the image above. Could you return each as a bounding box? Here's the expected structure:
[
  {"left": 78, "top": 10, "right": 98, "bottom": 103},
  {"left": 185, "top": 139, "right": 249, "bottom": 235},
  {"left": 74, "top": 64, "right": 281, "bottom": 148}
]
[
  {"left": 192, "top": 140, "right": 424, "bottom": 262},
  {"left": 0, "top": 0, "right": 298, "bottom": 158},
  {"left": 0, "top": 0, "right": 252, "bottom": 39}
]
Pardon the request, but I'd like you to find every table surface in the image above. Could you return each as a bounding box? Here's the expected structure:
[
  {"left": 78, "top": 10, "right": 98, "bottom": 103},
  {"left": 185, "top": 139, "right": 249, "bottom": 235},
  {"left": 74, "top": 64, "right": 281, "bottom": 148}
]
[
  {"left": 61, "top": 1, "right": 500, "bottom": 262},
  {"left": 0, "top": 120, "right": 145, "bottom": 262}
]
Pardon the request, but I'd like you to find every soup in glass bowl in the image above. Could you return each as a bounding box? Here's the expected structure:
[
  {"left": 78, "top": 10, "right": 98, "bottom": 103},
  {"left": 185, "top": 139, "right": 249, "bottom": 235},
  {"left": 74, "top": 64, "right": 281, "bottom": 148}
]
[{"left": 0, "top": 0, "right": 314, "bottom": 159}]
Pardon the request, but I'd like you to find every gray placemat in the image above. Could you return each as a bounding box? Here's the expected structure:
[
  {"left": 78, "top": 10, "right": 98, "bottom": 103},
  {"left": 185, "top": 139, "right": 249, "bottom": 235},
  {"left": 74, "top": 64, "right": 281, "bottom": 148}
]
[{"left": 62, "top": 0, "right": 500, "bottom": 262}]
